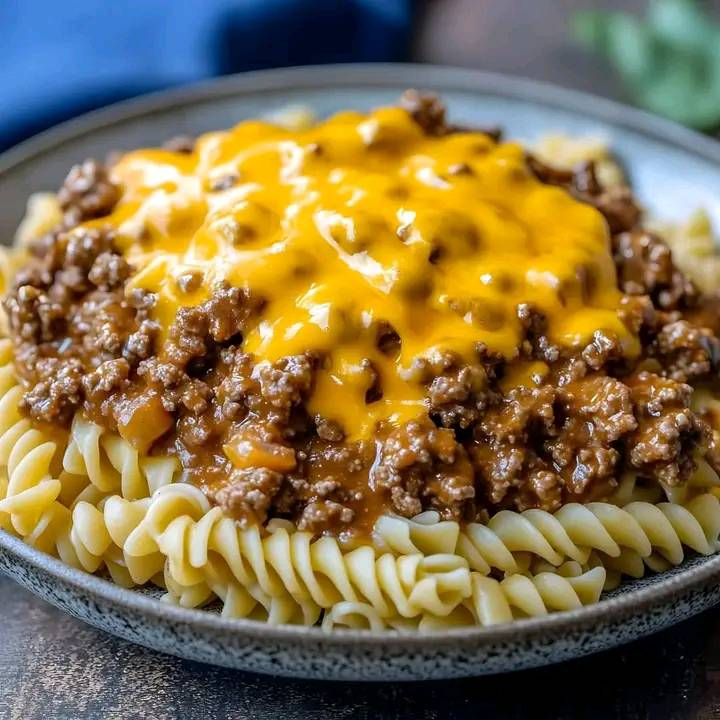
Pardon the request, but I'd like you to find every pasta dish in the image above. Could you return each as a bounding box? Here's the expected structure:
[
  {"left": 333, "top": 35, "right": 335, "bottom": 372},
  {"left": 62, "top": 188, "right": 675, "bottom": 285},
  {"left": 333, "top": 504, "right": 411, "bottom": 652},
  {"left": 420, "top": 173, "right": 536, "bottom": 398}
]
[{"left": 2, "top": 92, "right": 720, "bottom": 631}]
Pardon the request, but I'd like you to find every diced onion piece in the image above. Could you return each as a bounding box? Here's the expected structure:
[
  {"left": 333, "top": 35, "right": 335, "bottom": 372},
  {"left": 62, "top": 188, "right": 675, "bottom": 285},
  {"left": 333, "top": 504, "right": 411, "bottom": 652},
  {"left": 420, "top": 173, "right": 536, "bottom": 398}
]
[
  {"left": 224, "top": 431, "right": 296, "bottom": 472},
  {"left": 116, "top": 392, "right": 173, "bottom": 452}
]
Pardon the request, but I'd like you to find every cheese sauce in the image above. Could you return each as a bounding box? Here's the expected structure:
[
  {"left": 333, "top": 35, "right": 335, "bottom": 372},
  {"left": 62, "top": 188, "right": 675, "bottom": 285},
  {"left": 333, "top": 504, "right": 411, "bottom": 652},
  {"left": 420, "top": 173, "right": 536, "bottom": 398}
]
[{"left": 91, "top": 106, "right": 634, "bottom": 440}]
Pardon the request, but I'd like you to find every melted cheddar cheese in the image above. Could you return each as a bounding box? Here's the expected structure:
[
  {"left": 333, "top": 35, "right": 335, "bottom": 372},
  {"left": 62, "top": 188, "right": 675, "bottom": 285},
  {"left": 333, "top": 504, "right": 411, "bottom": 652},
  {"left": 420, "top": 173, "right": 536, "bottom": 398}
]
[{"left": 90, "top": 106, "right": 636, "bottom": 440}]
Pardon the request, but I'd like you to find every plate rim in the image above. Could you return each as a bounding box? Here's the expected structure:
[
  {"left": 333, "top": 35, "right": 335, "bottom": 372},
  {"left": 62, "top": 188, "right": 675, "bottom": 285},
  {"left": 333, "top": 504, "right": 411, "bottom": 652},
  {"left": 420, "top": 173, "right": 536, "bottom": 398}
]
[
  {"left": 4, "top": 527, "right": 720, "bottom": 647},
  {"left": 2, "top": 62, "right": 720, "bottom": 649}
]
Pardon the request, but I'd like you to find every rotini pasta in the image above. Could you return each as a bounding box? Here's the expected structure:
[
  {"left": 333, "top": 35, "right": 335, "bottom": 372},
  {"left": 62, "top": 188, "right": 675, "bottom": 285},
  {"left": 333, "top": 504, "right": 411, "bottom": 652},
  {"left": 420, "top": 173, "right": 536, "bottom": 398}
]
[
  {"left": 649, "top": 209, "right": 720, "bottom": 295},
  {"left": 94, "top": 483, "right": 475, "bottom": 622},
  {"left": 0, "top": 343, "right": 69, "bottom": 549},
  {"left": 374, "top": 493, "right": 720, "bottom": 590},
  {"left": 63, "top": 414, "right": 180, "bottom": 501},
  {"left": 328, "top": 563, "right": 607, "bottom": 632}
]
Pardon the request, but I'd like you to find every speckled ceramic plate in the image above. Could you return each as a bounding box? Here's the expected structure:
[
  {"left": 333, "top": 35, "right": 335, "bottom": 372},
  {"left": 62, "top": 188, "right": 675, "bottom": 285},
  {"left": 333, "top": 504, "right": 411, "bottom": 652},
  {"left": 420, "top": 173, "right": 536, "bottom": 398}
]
[{"left": 1, "top": 65, "right": 720, "bottom": 681}]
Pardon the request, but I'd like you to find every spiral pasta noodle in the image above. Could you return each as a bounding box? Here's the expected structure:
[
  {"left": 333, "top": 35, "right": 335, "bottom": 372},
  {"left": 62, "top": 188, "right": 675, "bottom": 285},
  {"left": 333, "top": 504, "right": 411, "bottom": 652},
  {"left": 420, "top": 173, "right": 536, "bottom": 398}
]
[
  {"left": 374, "top": 493, "right": 720, "bottom": 588},
  {"left": 322, "top": 563, "right": 607, "bottom": 632},
  {"left": 63, "top": 414, "right": 180, "bottom": 501},
  {"left": 0, "top": 342, "right": 71, "bottom": 551},
  {"left": 95, "top": 484, "right": 476, "bottom": 623}
]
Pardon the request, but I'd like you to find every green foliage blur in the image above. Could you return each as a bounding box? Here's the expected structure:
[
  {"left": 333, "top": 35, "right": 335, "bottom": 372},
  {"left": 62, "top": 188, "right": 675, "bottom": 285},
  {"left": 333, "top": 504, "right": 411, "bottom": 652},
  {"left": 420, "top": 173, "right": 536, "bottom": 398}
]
[{"left": 573, "top": 0, "right": 720, "bottom": 129}]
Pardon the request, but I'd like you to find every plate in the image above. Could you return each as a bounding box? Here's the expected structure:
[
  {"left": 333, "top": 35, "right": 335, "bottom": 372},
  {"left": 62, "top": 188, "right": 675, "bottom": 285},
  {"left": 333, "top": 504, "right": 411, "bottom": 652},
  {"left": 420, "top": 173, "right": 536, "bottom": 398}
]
[{"left": 1, "top": 64, "right": 720, "bottom": 681}]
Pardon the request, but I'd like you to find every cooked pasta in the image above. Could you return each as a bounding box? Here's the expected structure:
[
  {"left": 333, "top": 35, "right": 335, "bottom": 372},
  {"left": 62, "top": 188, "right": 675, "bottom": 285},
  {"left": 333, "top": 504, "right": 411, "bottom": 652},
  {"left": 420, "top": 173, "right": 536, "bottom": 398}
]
[
  {"left": 333, "top": 563, "right": 608, "bottom": 631},
  {"left": 97, "top": 482, "right": 474, "bottom": 621},
  {"left": 532, "top": 133, "right": 625, "bottom": 189},
  {"left": 2, "top": 93, "right": 720, "bottom": 633},
  {"left": 649, "top": 209, "right": 720, "bottom": 295},
  {"left": 0, "top": 345, "right": 67, "bottom": 546},
  {"left": 63, "top": 414, "right": 180, "bottom": 500}
]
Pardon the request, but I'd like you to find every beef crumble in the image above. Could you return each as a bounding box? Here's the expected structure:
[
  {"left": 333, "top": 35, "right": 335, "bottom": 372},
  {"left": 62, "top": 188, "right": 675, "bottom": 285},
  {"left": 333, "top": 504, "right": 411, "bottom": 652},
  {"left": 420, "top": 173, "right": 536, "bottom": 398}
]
[
  {"left": 400, "top": 89, "right": 503, "bottom": 141},
  {"left": 5, "top": 219, "right": 153, "bottom": 424},
  {"left": 613, "top": 230, "right": 697, "bottom": 310},
  {"left": 527, "top": 156, "right": 641, "bottom": 234},
  {"left": 57, "top": 159, "right": 121, "bottom": 225},
  {"left": 5, "top": 92, "right": 720, "bottom": 540},
  {"left": 373, "top": 417, "right": 476, "bottom": 520}
]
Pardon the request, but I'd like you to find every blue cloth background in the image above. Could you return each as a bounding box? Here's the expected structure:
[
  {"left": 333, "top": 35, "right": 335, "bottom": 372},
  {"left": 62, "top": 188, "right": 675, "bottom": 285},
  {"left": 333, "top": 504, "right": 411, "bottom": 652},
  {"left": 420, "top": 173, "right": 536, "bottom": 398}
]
[{"left": 0, "top": 0, "right": 411, "bottom": 151}]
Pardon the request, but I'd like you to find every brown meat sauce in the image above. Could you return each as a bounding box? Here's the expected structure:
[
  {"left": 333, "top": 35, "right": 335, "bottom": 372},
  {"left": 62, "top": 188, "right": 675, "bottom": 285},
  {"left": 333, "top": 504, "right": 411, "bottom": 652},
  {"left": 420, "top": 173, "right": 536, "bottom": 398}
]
[{"left": 5, "top": 92, "right": 720, "bottom": 541}]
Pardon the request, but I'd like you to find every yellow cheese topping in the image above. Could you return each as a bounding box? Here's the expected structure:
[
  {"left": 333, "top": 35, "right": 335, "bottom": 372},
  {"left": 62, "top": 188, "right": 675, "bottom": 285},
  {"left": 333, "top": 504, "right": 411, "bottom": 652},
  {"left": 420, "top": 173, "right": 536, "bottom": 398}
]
[{"left": 91, "top": 106, "right": 635, "bottom": 440}]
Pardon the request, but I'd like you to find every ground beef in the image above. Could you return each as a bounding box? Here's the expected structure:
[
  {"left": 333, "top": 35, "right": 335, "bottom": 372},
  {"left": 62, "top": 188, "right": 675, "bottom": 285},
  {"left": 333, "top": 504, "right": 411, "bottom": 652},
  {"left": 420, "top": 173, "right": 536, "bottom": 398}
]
[
  {"left": 293, "top": 442, "right": 372, "bottom": 530},
  {"left": 75, "top": 292, "right": 139, "bottom": 358},
  {"left": 571, "top": 376, "right": 638, "bottom": 444},
  {"left": 177, "top": 349, "right": 315, "bottom": 432},
  {"left": 297, "top": 501, "right": 354, "bottom": 531},
  {"left": 625, "top": 372, "right": 709, "bottom": 486},
  {"left": 5, "top": 284, "right": 56, "bottom": 343},
  {"left": 165, "top": 344, "right": 317, "bottom": 510},
  {"left": 427, "top": 363, "right": 489, "bottom": 429},
  {"left": 19, "top": 357, "right": 84, "bottom": 424},
  {"left": 82, "top": 358, "right": 130, "bottom": 401},
  {"left": 480, "top": 385, "right": 556, "bottom": 442},
  {"left": 57, "top": 159, "right": 120, "bottom": 223},
  {"left": 214, "top": 439, "right": 372, "bottom": 532},
  {"left": 570, "top": 158, "right": 640, "bottom": 233},
  {"left": 123, "top": 319, "right": 160, "bottom": 365},
  {"left": 372, "top": 418, "right": 475, "bottom": 520},
  {"left": 315, "top": 416, "right": 345, "bottom": 442},
  {"left": 400, "top": 90, "right": 448, "bottom": 136},
  {"left": 471, "top": 385, "right": 563, "bottom": 510},
  {"left": 399, "top": 90, "right": 502, "bottom": 141},
  {"left": 65, "top": 227, "right": 115, "bottom": 272},
  {"left": 214, "top": 467, "right": 284, "bottom": 526},
  {"left": 581, "top": 330, "right": 624, "bottom": 371},
  {"left": 517, "top": 304, "right": 560, "bottom": 363},
  {"left": 157, "top": 283, "right": 257, "bottom": 377},
  {"left": 205, "top": 284, "right": 255, "bottom": 342},
  {"left": 617, "top": 294, "right": 660, "bottom": 337},
  {"left": 2, "top": 211, "right": 154, "bottom": 425},
  {"left": 613, "top": 230, "right": 697, "bottom": 310},
  {"left": 213, "top": 347, "right": 255, "bottom": 413},
  {"left": 685, "top": 293, "right": 720, "bottom": 336},
  {"left": 252, "top": 355, "right": 314, "bottom": 416},
  {"left": 135, "top": 284, "right": 260, "bottom": 423},
  {"left": 650, "top": 319, "right": 720, "bottom": 383},
  {"left": 88, "top": 252, "right": 131, "bottom": 290},
  {"left": 549, "top": 375, "right": 637, "bottom": 496},
  {"left": 527, "top": 157, "right": 641, "bottom": 234}
]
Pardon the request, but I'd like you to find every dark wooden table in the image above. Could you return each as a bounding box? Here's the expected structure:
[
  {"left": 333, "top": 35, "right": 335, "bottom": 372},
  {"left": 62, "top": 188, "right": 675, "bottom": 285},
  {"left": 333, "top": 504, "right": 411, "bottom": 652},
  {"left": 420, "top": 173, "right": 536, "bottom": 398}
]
[
  {"left": 1, "top": 577, "right": 718, "bottom": 719},
  {"left": 4, "top": 2, "right": 720, "bottom": 718}
]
